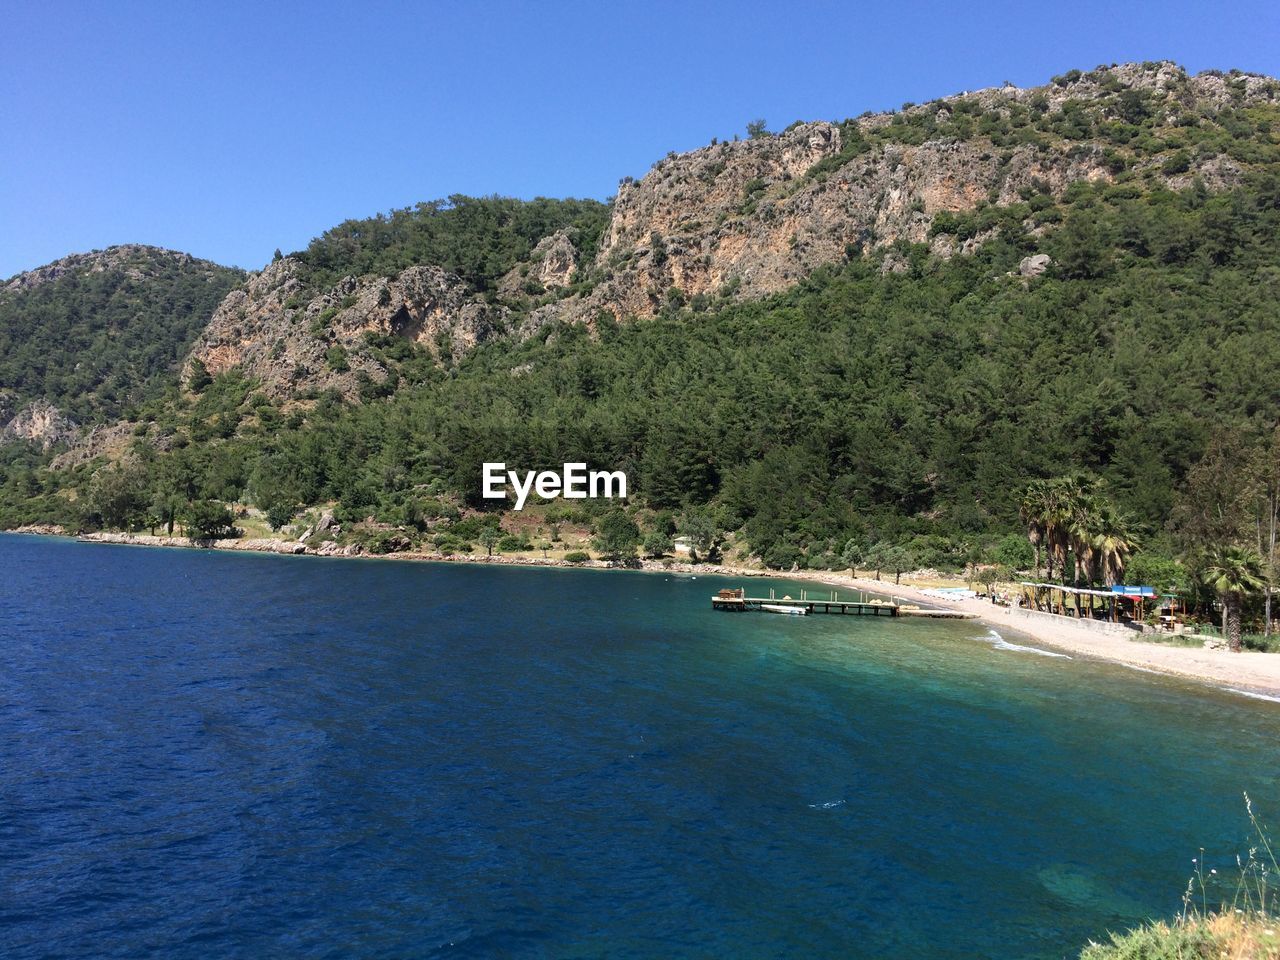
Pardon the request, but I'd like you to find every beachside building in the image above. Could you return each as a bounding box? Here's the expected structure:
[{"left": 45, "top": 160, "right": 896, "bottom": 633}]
[{"left": 673, "top": 535, "right": 694, "bottom": 558}]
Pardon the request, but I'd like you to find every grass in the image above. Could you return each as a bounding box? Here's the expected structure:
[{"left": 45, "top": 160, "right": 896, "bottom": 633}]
[
  {"left": 1122, "top": 624, "right": 1280, "bottom": 653},
  {"left": 1179, "top": 626, "right": 1280, "bottom": 654},
  {"left": 1136, "top": 633, "right": 1213, "bottom": 648},
  {"left": 1081, "top": 796, "right": 1280, "bottom": 959},
  {"left": 1082, "top": 914, "right": 1280, "bottom": 959}
]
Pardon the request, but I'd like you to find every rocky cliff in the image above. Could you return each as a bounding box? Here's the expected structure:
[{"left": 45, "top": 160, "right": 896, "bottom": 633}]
[
  {"left": 185, "top": 257, "right": 505, "bottom": 397},
  {"left": 85, "top": 63, "right": 1280, "bottom": 406},
  {"left": 0, "top": 398, "right": 77, "bottom": 450},
  {"left": 519, "top": 62, "right": 1276, "bottom": 329}
]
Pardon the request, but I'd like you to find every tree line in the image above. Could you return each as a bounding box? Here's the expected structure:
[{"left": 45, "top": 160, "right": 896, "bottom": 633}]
[{"left": 4, "top": 115, "right": 1280, "bottom": 615}]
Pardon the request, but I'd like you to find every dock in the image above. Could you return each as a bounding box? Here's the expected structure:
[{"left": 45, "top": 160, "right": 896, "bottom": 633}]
[
  {"left": 711, "top": 588, "right": 977, "bottom": 619},
  {"left": 712, "top": 595, "right": 899, "bottom": 615}
]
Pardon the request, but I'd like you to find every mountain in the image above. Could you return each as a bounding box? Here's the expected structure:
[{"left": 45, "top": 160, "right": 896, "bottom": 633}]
[
  {"left": 537, "top": 61, "right": 1274, "bottom": 327},
  {"left": 0, "top": 245, "right": 243, "bottom": 444},
  {"left": 181, "top": 62, "right": 1280, "bottom": 404},
  {"left": 4, "top": 61, "right": 1280, "bottom": 573},
  {"left": 185, "top": 197, "right": 608, "bottom": 398}
]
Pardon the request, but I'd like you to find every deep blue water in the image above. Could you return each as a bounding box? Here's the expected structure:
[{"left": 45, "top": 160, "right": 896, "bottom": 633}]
[{"left": 2, "top": 534, "right": 1279, "bottom": 959}]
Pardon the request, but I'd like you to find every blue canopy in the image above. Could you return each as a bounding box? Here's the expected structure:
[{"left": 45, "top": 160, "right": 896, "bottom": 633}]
[{"left": 1111, "top": 585, "right": 1156, "bottom": 597}]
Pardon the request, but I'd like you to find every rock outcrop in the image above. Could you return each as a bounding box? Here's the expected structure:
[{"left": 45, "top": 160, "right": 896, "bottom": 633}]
[
  {"left": 186, "top": 258, "right": 506, "bottom": 398},
  {"left": 1019, "top": 254, "right": 1053, "bottom": 278},
  {"left": 0, "top": 400, "right": 78, "bottom": 450},
  {"left": 516, "top": 62, "right": 1277, "bottom": 329},
  {"left": 498, "top": 231, "right": 579, "bottom": 299},
  {"left": 298, "top": 509, "right": 338, "bottom": 543},
  {"left": 532, "top": 129, "right": 1110, "bottom": 329},
  {"left": 50, "top": 422, "right": 134, "bottom": 469}
]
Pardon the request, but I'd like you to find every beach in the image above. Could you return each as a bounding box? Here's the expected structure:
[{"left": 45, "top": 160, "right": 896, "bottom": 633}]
[{"left": 789, "top": 569, "right": 1280, "bottom": 701}]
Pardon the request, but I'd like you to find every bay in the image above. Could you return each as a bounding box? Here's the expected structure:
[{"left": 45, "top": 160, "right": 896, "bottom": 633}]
[{"left": 1, "top": 533, "right": 1277, "bottom": 959}]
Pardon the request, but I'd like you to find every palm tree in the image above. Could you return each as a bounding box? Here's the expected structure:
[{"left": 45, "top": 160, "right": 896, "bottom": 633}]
[
  {"left": 1022, "top": 476, "right": 1133, "bottom": 616},
  {"left": 1030, "top": 481, "right": 1068, "bottom": 611},
  {"left": 1070, "top": 498, "right": 1136, "bottom": 618},
  {"left": 1090, "top": 502, "right": 1136, "bottom": 589},
  {"left": 1020, "top": 478, "right": 1069, "bottom": 579},
  {"left": 1064, "top": 494, "right": 1098, "bottom": 617},
  {"left": 1019, "top": 482, "right": 1050, "bottom": 579},
  {"left": 1201, "top": 546, "right": 1268, "bottom": 652},
  {"left": 1044, "top": 475, "right": 1091, "bottom": 585}
]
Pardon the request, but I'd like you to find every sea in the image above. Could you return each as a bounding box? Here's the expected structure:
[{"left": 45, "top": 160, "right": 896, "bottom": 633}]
[{"left": 2, "top": 533, "right": 1278, "bottom": 959}]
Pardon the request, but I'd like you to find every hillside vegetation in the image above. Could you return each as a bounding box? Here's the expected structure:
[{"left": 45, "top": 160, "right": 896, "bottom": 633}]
[
  {"left": 292, "top": 195, "right": 610, "bottom": 297},
  {"left": 3, "top": 63, "right": 1280, "bottom": 590},
  {"left": 9, "top": 167, "right": 1280, "bottom": 565},
  {"left": 0, "top": 246, "right": 242, "bottom": 422}
]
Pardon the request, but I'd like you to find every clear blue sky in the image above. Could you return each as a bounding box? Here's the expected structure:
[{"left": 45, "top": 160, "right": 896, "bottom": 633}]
[{"left": 3, "top": 0, "right": 1278, "bottom": 278}]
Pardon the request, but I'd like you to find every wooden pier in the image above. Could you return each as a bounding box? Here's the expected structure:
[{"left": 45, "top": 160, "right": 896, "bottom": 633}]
[
  {"left": 711, "top": 588, "right": 977, "bottom": 619},
  {"left": 712, "top": 595, "right": 899, "bottom": 616},
  {"left": 711, "top": 587, "right": 897, "bottom": 616}
]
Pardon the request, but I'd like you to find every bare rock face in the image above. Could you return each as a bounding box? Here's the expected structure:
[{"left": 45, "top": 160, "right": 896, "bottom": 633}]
[
  {"left": 555, "top": 122, "right": 846, "bottom": 324},
  {"left": 1, "top": 400, "right": 78, "bottom": 450},
  {"left": 323, "top": 264, "right": 502, "bottom": 360},
  {"left": 498, "top": 231, "right": 579, "bottom": 299},
  {"left": 186, "top": 258, "right": 506, "bottom": 398},
  {"left": 50, "top": 422, "right": 134, "bottom": 469},
  {"left": 604, "top": 122, "right": 843, "bottom": 256},
  {"left": 880, "top": 252, "right": 911, "bottom": 275},
  {"left": 1164, "top": 153, "right": 1245, "bottom": 192},
  {"left": 516, "top": 62, "right": 1277, "bottom": 330},
  {"left": 1019, "top": 254, "right": 1053, "bottom": 277},
  {"left": 529, "top": 125, "right": 1108, "bottom": 329}
]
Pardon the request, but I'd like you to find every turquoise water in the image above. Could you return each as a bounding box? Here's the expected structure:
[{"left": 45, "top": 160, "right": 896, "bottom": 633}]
[{"left": 2, "top": 533, "right": 1278, "bottom": 959}]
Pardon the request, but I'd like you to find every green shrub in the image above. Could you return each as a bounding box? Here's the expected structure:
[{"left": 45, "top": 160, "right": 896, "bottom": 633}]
[
  {"left": 183, "top": 500, "right": 237, "bottom": 540},
  {"left": 325, "top": 346, "right": 350, "bottom": 372},
  {"left": 563, "top": 550, "right": 590, "bottom": 563},
  {"left": 989, "top": 534, "right": 1034, "bottom": 570},
  {"left": 1162, "top": 150, "right": 1192, "bottom": 175},
  {"left": 432, "top": 534, "right": 472, "bottom": 554},
  {"left": 1079, "top": 919, "right": 1220, "bottom": 959}
]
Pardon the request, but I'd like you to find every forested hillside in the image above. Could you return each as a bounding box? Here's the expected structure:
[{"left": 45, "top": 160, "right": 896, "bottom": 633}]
[
  {"left": 3, "top": 63, "right": 1280, "bottom": 580},
  {"left": 9, "top": 168, "right": 1280, "bottom": 568},
  {"left": 0, "top": 246, "right": 242, "bottom": 422}
]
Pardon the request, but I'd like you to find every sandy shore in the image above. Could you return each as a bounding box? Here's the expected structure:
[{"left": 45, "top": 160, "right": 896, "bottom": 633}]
[
  {"left": 774, "top": 568, "right": 1280, "bottom": 701},
  {"left": 9, "top": 527, "right": 1280, "bottom": 701}
]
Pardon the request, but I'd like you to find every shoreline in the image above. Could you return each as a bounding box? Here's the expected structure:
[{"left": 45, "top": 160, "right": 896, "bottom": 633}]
[
  {"left": 781, "top": 567, "right": 1280, "bottom": 701},
  {"left": 8, "top": 526, "right": 1280, "bottom": 702}
]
